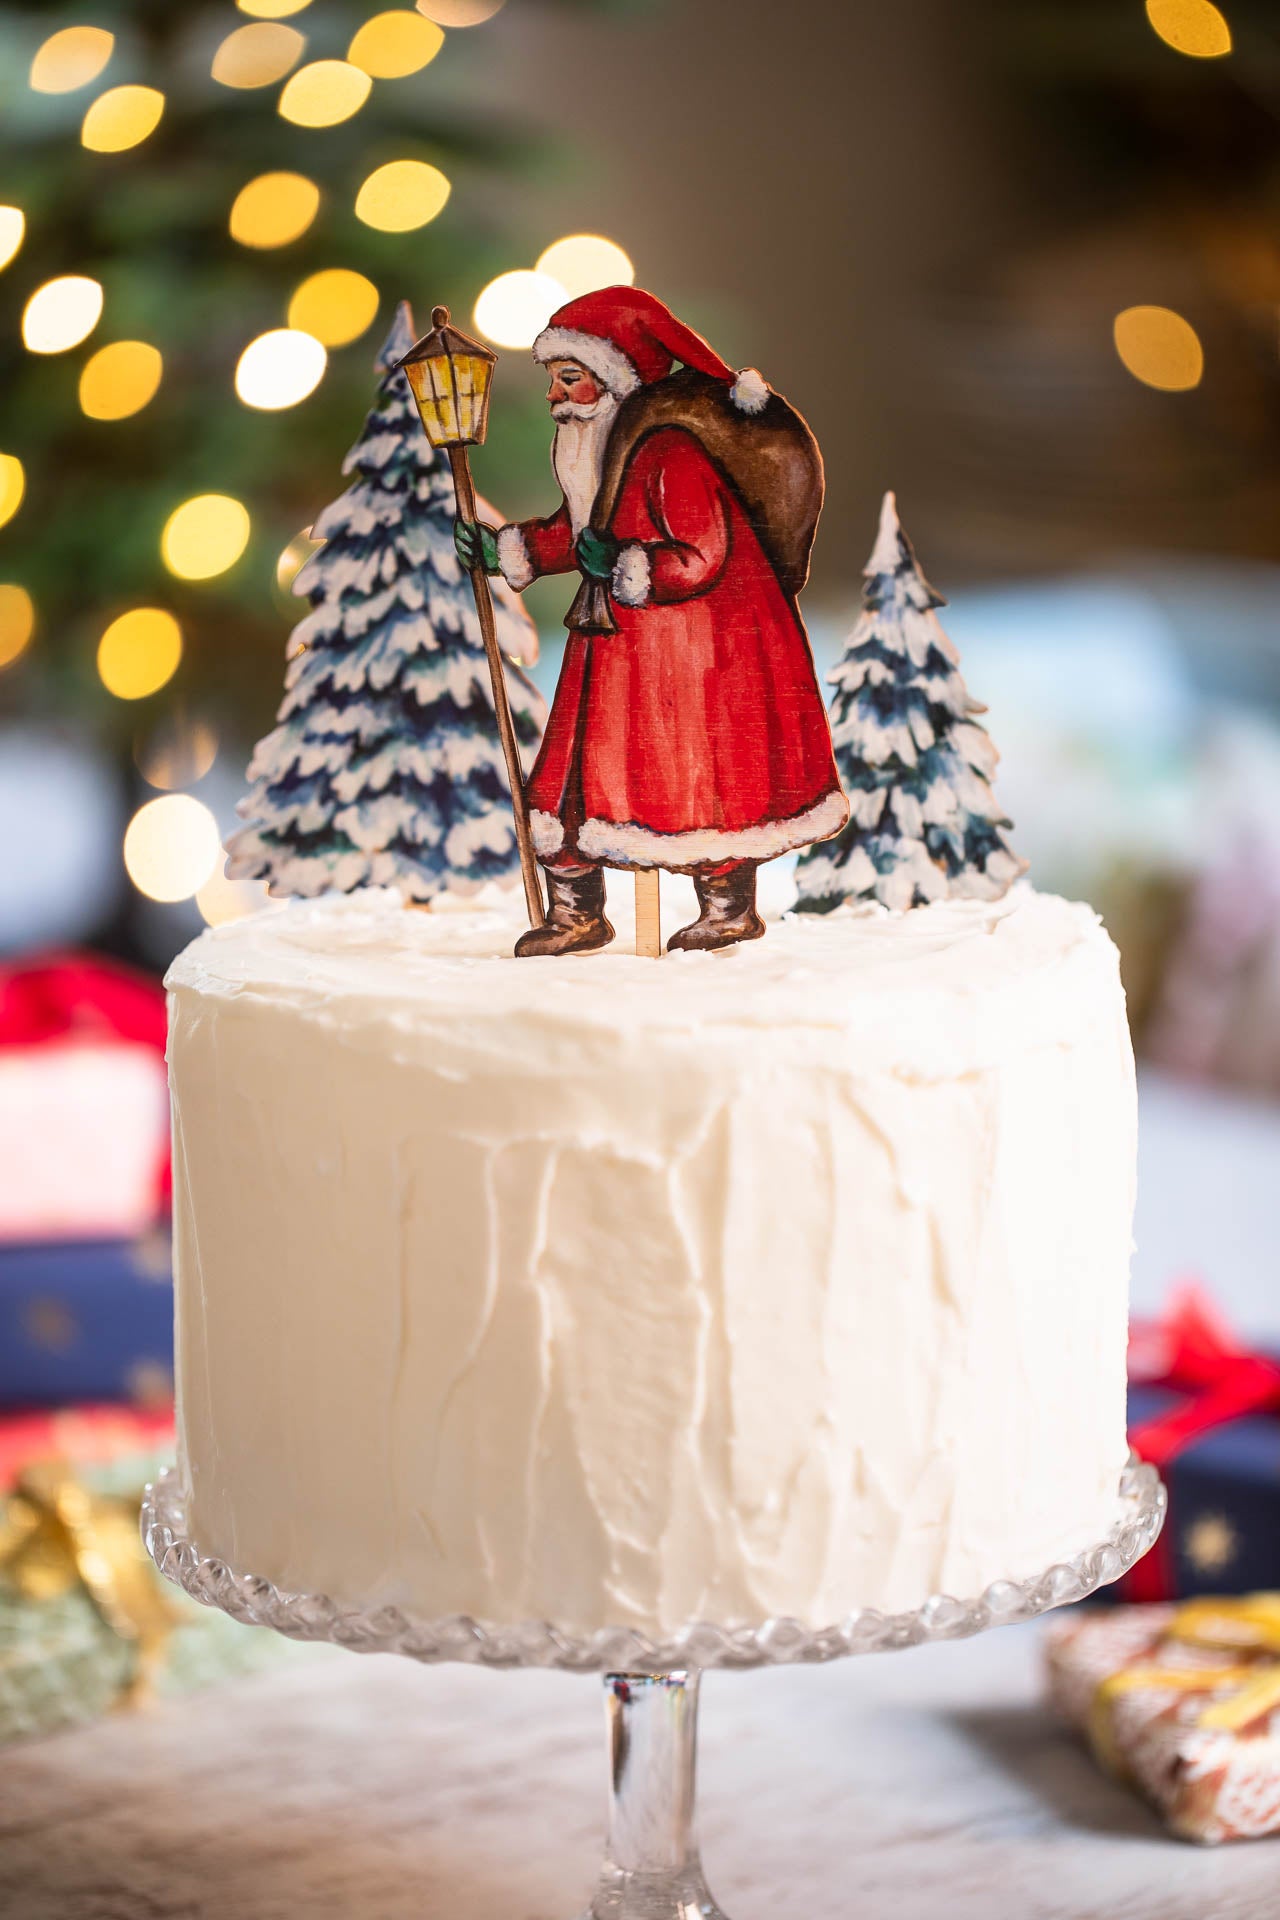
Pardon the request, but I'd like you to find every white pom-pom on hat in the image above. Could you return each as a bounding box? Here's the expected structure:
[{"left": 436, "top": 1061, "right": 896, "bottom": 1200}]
[{"left": 730, "top": 368, "right": 769, "bottom": 415}]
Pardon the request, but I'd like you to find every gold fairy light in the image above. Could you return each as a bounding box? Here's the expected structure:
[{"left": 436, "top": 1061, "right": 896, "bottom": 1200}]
[
  {"left": 287, "top": 269, "right": 379, "bottom": 347},
  {"left": 354, "top": 159, "right": 450, "bottom": 231},
  {"left": 278, "top": 60, "right": 371, "bottom": 127},
  {"left": 416, "top": 0, "right": 506, "bottom": 23},
  {"left": 212, "top": 22, "right": 306, "bottom": 88},
  {"left": 30, "top": 26, "right": 114, "bottom": 93},
  {"left": 123, "top": 795, "right": 221, "bottom": 903},
  {"left": 1146, "top": 0, "right": 1232, "bottom": 58},
  {"left": 0, "top": 207, "right": 26, "bottom": 272},
  {"left": 238, "top": 0, "right": 311, "bottom": 14},
  {"left": 348, "top": 11, "right": 444, "bottom": 77},
  {"left": 134, "top": 716, "right": 219, "bottom": 790},
  {"left": 79, "top": 341, "right": 163, "bottom": 420},
  {"left": 1114, "top": 306, "right": 1204, "bottom": 391},
  {"left": 276, "top": 525, "right": 324, "bottom": 591},
  {"left": 97, "top": 608, "right": 183, "bottom": 700},
  {"left": 0, "top": 455, "right": 25, "bottom": 530},
  {"left": 22, "top": 276, "right": 103, "bottom": 354},
  {"left": 81, "top": 86, "right": 165, "bottom": 153},
  {"left": 235, "top": 329, "right": 327, "bottom": 409},
  {"left": 161, "top": 495, "right": 251, "bottom": 580},
  {"left": 536, "top": 236, "right": 633, "bottom": 299},
  {"left": 229, "top": 172, "right": 320, "bottom": 249},
  {"left": 0, "top": 586, "right": 35, "bottom": 669},
  {"left": 474, "top": 271, "right": 566, "bottom": 349}
]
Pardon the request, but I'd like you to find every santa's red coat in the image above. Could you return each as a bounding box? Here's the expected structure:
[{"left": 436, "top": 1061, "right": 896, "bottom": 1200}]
[{"left": 501, "top": 425, "right": 848, "bottom": 870}]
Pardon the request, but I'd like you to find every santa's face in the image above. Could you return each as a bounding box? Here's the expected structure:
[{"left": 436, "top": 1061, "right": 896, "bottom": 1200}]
[{"left": 547, "top": 359, "right": 606, "bottom": 422}]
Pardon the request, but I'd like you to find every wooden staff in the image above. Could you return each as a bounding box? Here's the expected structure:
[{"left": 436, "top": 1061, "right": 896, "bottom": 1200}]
[{"left": 446, "top": 445, "right": 545, "bottom": 929}]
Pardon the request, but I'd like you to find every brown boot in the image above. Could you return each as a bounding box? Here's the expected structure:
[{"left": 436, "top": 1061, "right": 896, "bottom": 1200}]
[
  {"left": 668, "top": 865, "right": 765, "bottom": 953},
  {"left": 515, "top": 866, "right": 615, "bottom": 958}
]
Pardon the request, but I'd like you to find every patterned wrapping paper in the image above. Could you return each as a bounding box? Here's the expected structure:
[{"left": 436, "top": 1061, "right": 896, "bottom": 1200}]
[{"left": 1045, "top": 1598, "right": 1280, "bottom": 1843}]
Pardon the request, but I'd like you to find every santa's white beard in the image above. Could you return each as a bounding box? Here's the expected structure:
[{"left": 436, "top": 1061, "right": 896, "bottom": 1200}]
[{"left": 552, "top": 394, "right": 620, "bottom": 536}]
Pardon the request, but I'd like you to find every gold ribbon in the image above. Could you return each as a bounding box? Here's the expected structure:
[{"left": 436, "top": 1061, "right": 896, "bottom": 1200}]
[
  {"left": 0, "top": 1459, "right": 181, "bottom": 1707},
  {"left": 1088, "top": 1592, "right": 1280, "bottom": 1777}
]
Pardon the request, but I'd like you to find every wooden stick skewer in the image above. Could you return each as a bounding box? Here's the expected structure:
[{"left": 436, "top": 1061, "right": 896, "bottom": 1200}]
[
  {"left": 634, "top": 870, "right": 661, "bottom": 958},
  {"left": 445, "top": 445, "right": 546, "bottom": 930}
]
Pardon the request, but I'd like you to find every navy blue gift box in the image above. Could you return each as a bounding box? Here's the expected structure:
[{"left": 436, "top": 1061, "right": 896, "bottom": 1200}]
[
  {"left": 1124, "top": 1379, "right": 1280, "bottom": 1599},
  {"left": 0, "top": 1234, "right": 173, "bottom": 1410}
]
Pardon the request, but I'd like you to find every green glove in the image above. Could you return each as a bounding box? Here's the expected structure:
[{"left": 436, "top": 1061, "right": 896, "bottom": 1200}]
[
  {"left": 576, "top": 528, "right": 618, "bottom": 581},
  {"left": 454, "top": 520, "right": 500, "bottom": 574}
]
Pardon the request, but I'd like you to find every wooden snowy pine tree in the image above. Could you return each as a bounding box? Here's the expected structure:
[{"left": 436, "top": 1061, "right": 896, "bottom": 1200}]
[
  {"left": 794, "top": 492, "right": 1025, "bottom": 914},
  {"left": 226, "top": 303, "right": 544, "bottom": 904}
]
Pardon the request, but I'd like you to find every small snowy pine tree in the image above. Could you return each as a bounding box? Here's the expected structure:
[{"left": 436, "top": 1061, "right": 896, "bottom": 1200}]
[
  {"left": 795, "top": 492, "right": 1025, "bottom": 914},
  {"left": 226, "top": 302, "right": 544, "bottom": 903}
]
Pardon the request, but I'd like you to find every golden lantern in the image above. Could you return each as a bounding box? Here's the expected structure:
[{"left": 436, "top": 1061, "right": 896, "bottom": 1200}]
[
  {"left": 399, "top": 303, "right": 495, "bottom": 448},
  {"left": 398, "top": 305, "right": 543, "bottom": 927}
]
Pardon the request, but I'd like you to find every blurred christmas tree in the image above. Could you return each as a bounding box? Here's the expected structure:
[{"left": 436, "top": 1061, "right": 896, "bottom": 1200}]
[{"left": 0, "top": 0, "right": 545, "bottom": 745}]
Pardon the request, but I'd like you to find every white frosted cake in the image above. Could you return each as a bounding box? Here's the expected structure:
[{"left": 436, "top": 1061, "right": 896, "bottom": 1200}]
[{"left": 165, "top": 883, "right": 1134, "bottom": 1635}]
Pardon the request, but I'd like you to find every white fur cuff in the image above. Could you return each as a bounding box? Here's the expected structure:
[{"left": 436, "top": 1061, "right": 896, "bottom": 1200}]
[
  {"left": 611, "top": 543, "right": 650, "bottom": 609},
  {"left": 532, "top": 325, "right": 642, "bottom": 399},
  {"left": 496, "top": 523, "right": 534, "bottom": 592},
  {"left": 730, "top": 368, "right": 769, "bottom": 414}
]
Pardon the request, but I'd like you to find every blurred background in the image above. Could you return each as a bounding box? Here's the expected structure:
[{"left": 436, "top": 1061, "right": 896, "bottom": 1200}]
[{"left": 0, "top": 1, "right": 1277, "bottom": 1536}]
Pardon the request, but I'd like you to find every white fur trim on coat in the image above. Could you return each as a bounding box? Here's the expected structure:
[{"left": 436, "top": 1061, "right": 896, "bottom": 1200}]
[
  {"left": 575, "top": 787, "right": 850, "bottom": 870},
  {"left": 532, "top": 326, "right": 642, "bottom": 399},
  {"left": 611, "top": 543, "right": 650, "bottom": 608},
  {"left": 496, "top": 523, "right": 534, "bottom": 592},
  {"left": 530, "top": 809, "right": 565, "bottom": 858},
  {"left": 730, "top": 368, "right": 769, "bottom": 414}
]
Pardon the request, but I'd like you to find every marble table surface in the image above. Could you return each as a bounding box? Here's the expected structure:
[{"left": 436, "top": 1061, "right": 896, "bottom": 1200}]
[{"left": 2, "top": 1617, "right": 1278, "bottom": 1919}]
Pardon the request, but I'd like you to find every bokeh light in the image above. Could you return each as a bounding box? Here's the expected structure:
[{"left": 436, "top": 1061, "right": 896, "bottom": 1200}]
[
  {"left": 162, "top": 495, "right": 251, "bottom": 580},
  {"left": 349, "top": 10, "right": 444, "bottom": 76},
  {"left": 97, "top": 608, "right": 183, "bottom": 700},
  {"left": 135, "top": 716, "right": 219, "bottom": 790},
  {"left": 474, "top": 270, "right": 567, "bottom": 349},
  {"left": 286, "top": 269, "right": 379, "bottom": 347},
  {"left": 354, "top": 159, "right": 450, "bottom": 231},
  {"left": 276, "top": 525, "right": 323, "bottom": 591},
  {"left": 535, "top": 235, "right": 634, "bottom": 300},
  {"left": 0, "top": 208, "right": 25, "bottom": 273},
  {"left": 0, "top": 587, "right": 34, "bottom": 670},
  {"left": 1114, "top": 306, "right": 1204, "bottom": 391},
  {"left": 30, "top": 26, "right": 114, "bottom": 93},
  {"left": 79, "top": 341, "right": 163, "bottom": 421},
  {"left": 417, "top": 0, "right": 506, "bottom": 23},
  {"left": 22, "top": 276, "right": 103, "bottom": 354},
  {"left": 123, "top": 795, "right": 221, "bottom": 903},
  {"left": 238, "top": 0, "right": 311, "bottom": 14},
  {"left": 81, "top": 85, "right": 165, "bottom": 153},
  {"left": 229, "top": 171, "right": 320, "bottom": 249},
  {"left": 196, "top": 867, "right": 268, "bottom": 927},
  {"left": 278, "top": 60, "right": 371, "bottom": 126},
  {"left": 1145, "top": 0, "right": 1232, "bottom": 58},
  {"left": 235, "top": 328, "right": 327, "bottom": 409},
  {"left": 212, "top": 22, "right": 306, "bottom": 88},
  {"left": 0, "top": 456, "right": 24, "bottom": 531}
]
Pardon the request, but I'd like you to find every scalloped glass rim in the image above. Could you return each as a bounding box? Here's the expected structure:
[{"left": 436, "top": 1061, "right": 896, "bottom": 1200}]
[{"left": 141, "top": 1457, "right": 1164, "bottom": 1674}]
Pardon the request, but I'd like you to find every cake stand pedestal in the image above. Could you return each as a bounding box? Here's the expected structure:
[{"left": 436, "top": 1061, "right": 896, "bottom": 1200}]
[{"left": 142, "top": 1458, "right": 1163, "bottom": 1920}]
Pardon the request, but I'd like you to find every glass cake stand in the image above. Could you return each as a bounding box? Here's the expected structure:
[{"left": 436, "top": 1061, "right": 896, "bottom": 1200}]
[{"left": 142, "top": 1457, "right": 1163, "bottom": 1919}]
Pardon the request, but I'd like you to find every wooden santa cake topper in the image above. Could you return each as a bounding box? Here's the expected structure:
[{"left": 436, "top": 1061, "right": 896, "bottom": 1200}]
[{"left": 436, "top": 285, "right": 850, "bottom": 958}]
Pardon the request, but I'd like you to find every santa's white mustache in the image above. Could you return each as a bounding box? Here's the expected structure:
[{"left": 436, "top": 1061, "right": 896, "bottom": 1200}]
[{"left": 551, "top": 397, "right": 611, "bottom": 424}]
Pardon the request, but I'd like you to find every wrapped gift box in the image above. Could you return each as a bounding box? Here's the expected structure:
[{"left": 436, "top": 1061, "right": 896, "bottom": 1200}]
[
  {"left": 1122, "top": 1286, "right": 1280, "bottom": 1603},
  {"left": 0, "top": 957, "right": 168, "bottom": 1245},
  {"left": 0, "top": 1235, "right": 173, "bottom": 1410},
  {"left": 1046, "top": 1597, "right": 1280, "bottom": 1843},
  {"left": 0, "top": 1451, "right": 300, "bottom": 1747}
]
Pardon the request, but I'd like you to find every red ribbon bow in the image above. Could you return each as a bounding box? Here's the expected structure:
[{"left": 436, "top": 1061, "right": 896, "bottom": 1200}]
[{"left": 1125, "top": 1282, "right": 1280, "bottom": 1601}]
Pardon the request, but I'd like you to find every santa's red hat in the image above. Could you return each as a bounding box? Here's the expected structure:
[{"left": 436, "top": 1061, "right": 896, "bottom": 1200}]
[{"left": 533, "top": 286, "right": 769, "bottom": 415}]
